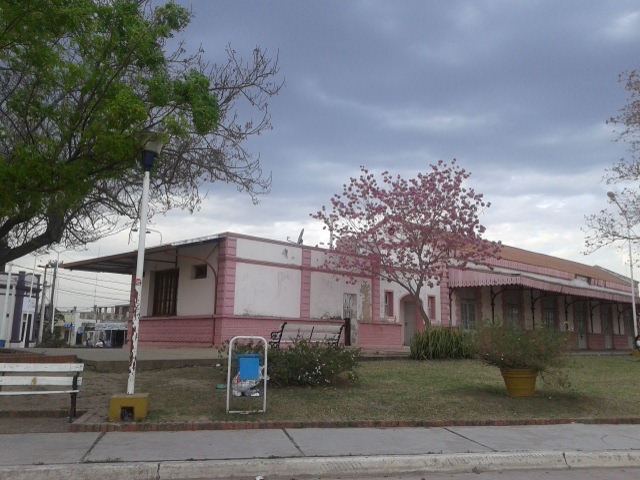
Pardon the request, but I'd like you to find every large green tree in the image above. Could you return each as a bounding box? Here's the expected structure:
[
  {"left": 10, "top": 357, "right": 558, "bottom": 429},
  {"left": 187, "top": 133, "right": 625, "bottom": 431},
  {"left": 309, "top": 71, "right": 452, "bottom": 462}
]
[{"left": 0, "top": 0, "right": 282, "bottom": 265}]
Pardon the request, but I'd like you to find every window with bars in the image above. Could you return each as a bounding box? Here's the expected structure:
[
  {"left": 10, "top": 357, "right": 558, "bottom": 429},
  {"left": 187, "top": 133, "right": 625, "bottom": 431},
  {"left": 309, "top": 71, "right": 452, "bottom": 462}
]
[
  {"left": 504, "top": 290, "right": 520, "bottom": 327},
  {"left": 460, "top": 289, "right": 477, "bottom": 330},
  {"left": 153, "top": 269, "right": 179, "bottom": 316},
  {"left": 193, "top": 264, "right": 207, "bottom": 279},
  {"left": 542, "top": 297, "right": 557, "bottom": 331},
  {"left": 428, "top": 295, "right": 436, "bottom": 321},
  {"left": 384, "top": 291, "right": 394, "bottom": 317}
]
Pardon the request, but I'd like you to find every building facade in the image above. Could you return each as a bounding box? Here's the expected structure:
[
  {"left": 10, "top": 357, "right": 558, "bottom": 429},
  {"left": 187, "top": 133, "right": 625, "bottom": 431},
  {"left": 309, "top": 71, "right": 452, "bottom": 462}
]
[{"left": 62, "top": 233, "right": 637, "bottom": 351}]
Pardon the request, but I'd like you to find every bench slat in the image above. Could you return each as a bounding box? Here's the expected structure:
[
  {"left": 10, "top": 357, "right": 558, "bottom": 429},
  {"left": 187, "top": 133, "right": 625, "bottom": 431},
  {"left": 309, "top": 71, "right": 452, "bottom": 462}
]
[
  {"left": 0, "top": 390, "right": 79, "bottom": 396},
  {"left": 0, "top": 363, "right": 84, "bottom": 373},
  {"left": 0, "top": 376, "right": 83, "bottom": 387}
]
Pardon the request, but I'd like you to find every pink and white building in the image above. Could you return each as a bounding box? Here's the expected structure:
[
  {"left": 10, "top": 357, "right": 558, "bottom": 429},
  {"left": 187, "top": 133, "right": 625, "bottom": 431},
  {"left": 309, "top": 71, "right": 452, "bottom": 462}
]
[{"left": 62, "top": 232, "right": 637, "bottom": 351}]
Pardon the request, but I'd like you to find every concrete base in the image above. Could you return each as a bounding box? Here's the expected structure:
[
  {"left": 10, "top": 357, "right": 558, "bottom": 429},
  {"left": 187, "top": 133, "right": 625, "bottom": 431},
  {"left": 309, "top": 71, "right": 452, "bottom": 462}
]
[{"left": 109, "top": 393, "right": 149, "bottom": 422}]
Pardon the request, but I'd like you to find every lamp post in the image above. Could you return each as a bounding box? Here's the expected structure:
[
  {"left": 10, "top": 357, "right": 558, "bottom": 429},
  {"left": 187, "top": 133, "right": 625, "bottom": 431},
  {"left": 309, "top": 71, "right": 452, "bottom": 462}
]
[
  {"left": 127, "top": 131, "right": 164, "bottom": 395},
  {"left": 607, "top": 191, "right": 639, "bottom": 340}
]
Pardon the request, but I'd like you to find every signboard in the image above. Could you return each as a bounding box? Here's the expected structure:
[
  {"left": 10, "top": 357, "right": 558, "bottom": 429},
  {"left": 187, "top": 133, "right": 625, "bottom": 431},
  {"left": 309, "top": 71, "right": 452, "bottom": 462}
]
[{"left": 95, "top": 322, "right": 128, "bottom": 331}]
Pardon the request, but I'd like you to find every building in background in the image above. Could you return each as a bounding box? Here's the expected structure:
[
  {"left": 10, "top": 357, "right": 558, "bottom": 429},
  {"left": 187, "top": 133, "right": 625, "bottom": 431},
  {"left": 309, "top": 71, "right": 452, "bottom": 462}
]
[
  {"left": 0, "top": 269, "right": 42, "bottom": 348},
  {"left": 59, "top": 305, "right": 129, "bottom": 347}
]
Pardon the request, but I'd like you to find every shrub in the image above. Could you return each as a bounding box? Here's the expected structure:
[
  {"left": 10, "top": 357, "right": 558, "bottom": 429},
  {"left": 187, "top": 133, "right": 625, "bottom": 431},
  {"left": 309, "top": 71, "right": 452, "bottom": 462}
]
[
  {"left": 268, "top": 338, "right": 361, "bottom": 387},
  {"left": 409, "top": 327, "right": 475, "bottom": 360},
  {"left": 473, "top": 320, "right": 574, "bottom": 372},
  {"left": 37, "top": 329, "right": 67, "bottom": 348}
]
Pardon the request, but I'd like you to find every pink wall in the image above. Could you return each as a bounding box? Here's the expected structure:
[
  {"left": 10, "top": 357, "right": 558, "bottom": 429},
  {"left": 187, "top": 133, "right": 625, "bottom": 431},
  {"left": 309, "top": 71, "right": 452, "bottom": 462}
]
[
  {"left": 136, "top": 316, "right": 215, "bottom": 348},
  {"left": 613, "top": 334, "right": 630, "bottom": 350},
  {"left": 358, "top": 322, "right": 402, "bottom": 349},
  {"left": 587, "top": 333, "right": 606, "bottom": 350}
]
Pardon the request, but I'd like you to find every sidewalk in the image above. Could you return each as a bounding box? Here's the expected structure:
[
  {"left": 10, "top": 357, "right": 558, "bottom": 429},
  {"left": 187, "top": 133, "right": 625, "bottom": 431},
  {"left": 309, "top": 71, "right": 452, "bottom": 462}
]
[{"left": 1, "top": 423, "right": 640, "bottom": 479}]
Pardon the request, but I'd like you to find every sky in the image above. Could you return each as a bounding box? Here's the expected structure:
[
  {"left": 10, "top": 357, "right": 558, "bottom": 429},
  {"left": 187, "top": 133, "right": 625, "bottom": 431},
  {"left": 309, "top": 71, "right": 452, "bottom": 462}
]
[{"left": 13, "top": 0, "right": 640, "bottom": 310}]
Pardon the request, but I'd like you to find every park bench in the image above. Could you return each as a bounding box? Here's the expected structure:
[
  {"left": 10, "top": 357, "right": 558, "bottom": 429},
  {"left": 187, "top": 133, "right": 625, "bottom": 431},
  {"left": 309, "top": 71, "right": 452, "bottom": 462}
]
[
  {"left": 269, "top": 321, "right": 345, "bottom": 350},
  {"left": 0, "top": 362, "right": 84, "bottom": 422}
]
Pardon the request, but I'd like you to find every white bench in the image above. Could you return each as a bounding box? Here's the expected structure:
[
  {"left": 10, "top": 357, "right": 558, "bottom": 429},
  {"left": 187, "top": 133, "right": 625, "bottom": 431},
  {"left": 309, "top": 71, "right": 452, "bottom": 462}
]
[
  {"left": 269, "top": 321, "right": 345, "bottom": 350},
  {"left": 0, "top": 362, "right": 84, "bottom": 422}
]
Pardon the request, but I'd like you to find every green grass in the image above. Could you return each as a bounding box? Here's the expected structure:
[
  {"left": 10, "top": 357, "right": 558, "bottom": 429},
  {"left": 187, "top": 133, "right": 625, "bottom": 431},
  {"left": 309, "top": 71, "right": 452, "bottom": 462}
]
[
  {"left": 3, "top": 355, "right": 639, "bottom": 424},
  {"left": 138, "top": 355, "right": 640, "bottom": 423}
]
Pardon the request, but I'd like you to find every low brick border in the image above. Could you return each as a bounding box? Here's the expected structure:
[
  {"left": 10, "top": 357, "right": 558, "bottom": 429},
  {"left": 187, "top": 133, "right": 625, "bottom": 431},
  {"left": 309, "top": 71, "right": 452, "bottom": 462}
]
[
  {"left": 70, "top": 416, "right": 640, "bottom": 433},
  {"left": 0, "top": 354, "right": 78, "bottom": 363}
]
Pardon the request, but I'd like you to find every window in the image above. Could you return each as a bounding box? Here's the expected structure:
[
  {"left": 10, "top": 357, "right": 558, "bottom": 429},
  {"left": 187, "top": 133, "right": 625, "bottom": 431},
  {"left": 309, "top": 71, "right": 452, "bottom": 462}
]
[
  {"left": 384, "top": 291, "right": 394, "bottom": 317},
  {"left": 542, "top": 297, "right": 557, "bottom": 331},
  {"left": 460, "top": 289, "right": 477, "bottom": 330},
  {"left": 193, "top": 264, "right": 207, "bottom": 279},
  {"left": 343, "top": 293, "right": 357, "bottom": 319},
  {"left": 428, "top": 295, "right": 436, "bottom": 321},
  {"left": 504, "top": 290, "right": 520, "bottom": 327},
  {"left": 153, "top": 269, "right": 179, "bottom": 316}
]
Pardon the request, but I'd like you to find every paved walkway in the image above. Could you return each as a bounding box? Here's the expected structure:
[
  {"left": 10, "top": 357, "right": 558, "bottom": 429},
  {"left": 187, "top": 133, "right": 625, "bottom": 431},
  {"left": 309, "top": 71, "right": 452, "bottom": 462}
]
[{"left": 1, "top": 423, "right": 639, "bottom": 479}]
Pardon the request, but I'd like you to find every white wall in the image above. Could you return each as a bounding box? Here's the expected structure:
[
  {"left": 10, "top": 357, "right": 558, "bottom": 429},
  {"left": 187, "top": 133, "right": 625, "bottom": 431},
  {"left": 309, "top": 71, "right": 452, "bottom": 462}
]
[
  {"left": 234, "top": 263, "right": 301, "bottom": 317},
  {"left": 237, "top": 237, "right": 302, "bottom": 266},
  {"left": 309, "top": 271, "right": 369, "bottom": 321},
  {"left": 142, "top": 243, "right": 219, "bottom": 317}
]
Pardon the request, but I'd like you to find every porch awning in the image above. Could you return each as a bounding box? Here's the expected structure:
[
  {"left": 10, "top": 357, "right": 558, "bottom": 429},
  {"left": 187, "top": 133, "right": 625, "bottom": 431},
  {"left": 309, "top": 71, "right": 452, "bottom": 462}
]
[{"left": 448, "top": 269, "right": 633, "bottom": 304}]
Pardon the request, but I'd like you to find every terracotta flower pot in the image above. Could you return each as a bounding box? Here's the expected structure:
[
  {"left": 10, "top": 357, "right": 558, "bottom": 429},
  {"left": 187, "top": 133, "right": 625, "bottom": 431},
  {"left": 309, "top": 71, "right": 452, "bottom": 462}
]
[{"left": 500, "top": 368, "right": 537, "bottom": 397}]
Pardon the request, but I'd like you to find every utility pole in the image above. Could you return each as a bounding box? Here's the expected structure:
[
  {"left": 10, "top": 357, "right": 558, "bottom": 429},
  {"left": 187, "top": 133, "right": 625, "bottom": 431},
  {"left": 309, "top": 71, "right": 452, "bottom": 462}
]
[
  {"left": 50, "top": 259, "right": 59, "bottom": 334},
  {"left": 36, "top": 262, "right": 51, "bottom": 343}
]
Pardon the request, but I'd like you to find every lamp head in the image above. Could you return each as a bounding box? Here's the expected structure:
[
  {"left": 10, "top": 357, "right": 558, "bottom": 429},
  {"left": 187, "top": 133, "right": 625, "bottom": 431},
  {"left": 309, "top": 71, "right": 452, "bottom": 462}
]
[
  {"left": 607, "top": 191, "right": 616, "bottom": 201},
  {"left": 137, "top": 130, "right": 164, "bottom": 155},
  {"left": 137, "top": 129, "right": 164, "bottom": 172}
]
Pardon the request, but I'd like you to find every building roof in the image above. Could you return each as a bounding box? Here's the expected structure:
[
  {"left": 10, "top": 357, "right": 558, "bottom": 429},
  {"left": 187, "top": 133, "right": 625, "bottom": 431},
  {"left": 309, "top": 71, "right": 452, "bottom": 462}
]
[
  {"left": 61, "top": 234, "right": 225, "bottom": 274},
  {"left": 496, "top": 245, "right": 629, "bottom": 287},
  {"left": 63, "top": 231, "right": 631, "bottom": 293}
]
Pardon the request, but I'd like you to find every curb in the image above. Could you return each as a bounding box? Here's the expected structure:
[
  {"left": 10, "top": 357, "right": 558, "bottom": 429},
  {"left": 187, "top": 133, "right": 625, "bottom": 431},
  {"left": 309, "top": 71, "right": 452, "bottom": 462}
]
[
  {"left": 2, "top": 450, "right": 640, "bottom": 480},
  {"left": 70, "top": 415, "right": 640, "bottom": 433}
]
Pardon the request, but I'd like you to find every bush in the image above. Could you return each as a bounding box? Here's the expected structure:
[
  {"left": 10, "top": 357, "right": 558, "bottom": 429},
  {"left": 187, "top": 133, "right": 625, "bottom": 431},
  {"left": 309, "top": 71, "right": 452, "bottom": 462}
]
[
  {"left": 268, "top": 338, "right": 362, "bottom": 387},
  {"left": 37, "top": 329, "right": 67, "bottom": 348},
  {"left": 409, "top": 327, "right": 475, "bottom": 360},
  {"left": 473, "top": 320, "right": 574, "bottom": 372}
]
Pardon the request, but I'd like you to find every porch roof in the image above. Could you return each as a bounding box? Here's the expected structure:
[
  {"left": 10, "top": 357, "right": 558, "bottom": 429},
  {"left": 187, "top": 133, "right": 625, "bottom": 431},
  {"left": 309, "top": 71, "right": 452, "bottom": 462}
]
[
  {"left": 61, "top": 234, "right": 224, "bottom": 274},
  {"left": 448, "top": 268, "right": 633, "bottom": 304}
]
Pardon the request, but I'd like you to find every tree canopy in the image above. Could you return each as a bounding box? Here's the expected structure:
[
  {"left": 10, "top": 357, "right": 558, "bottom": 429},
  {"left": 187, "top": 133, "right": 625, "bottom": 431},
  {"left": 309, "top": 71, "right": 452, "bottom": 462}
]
[
  {"left": 312, "top": 161, "right": 500, "bottom": 325},
  {"left": 0, "top": 0, "right": 282, "bottom": 265},
  {"left": 585, "top": 70, "right": 640, "bottom": 256}
]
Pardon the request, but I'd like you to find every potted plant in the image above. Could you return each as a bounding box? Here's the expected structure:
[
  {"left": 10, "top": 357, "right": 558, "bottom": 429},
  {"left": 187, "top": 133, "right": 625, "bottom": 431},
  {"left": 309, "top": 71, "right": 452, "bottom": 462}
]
[{"left": 473, "top": 320, "right": 573, "bottom": 397}]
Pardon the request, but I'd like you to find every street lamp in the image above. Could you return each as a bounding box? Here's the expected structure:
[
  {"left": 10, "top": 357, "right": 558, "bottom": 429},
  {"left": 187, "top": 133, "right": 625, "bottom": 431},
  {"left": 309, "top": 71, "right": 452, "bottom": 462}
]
[
  {"left": 132, "top": 226, "right": 163, "bottom": 245},
  {"left": 607, "top": 191, "right": 639, "bottom": 340},
  {"left": 127, "top": 130, "right": 164, "bottom": 395}
]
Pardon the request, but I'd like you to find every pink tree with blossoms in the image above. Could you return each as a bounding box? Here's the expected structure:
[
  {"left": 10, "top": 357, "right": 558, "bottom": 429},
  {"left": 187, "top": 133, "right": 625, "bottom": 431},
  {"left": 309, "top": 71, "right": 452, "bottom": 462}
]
[{"left": 311, "top": 160, "right": 500, "bottom": 326}]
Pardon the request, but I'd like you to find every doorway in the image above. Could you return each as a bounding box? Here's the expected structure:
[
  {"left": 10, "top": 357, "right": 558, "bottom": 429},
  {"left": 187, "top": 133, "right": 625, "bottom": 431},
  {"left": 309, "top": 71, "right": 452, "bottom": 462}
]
[{"left": 404, "top": 301, "right": 417, "bottom": 346}]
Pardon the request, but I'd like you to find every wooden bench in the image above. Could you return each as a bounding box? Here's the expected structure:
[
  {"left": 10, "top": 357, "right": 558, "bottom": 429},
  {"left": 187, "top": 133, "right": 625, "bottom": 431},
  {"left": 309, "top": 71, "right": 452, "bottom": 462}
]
[
  {"left": 0, "top": 362, "right": 84, "bottom": 423},
  {"left": 269, "top": 321, "right": 345, "bottom": 350}
]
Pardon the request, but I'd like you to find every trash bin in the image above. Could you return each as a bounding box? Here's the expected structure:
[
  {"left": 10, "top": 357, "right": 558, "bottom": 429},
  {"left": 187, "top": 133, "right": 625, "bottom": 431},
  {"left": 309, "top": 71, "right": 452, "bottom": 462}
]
[
  {"left": 235, "top": 353, "right": 262, "bottom": 381},
  {"left": 0, "top": 340, "right": 5, "bottom": 348},
  {"left": 226, "top": 336, "right": 268, "bottom": 414}
]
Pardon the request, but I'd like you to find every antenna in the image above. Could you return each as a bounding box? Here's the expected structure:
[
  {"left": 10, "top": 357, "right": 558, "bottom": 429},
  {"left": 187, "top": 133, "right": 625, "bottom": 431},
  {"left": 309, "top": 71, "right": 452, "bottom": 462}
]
[{"left": 287, "top": 228, "right": 305, "bottom": 245}]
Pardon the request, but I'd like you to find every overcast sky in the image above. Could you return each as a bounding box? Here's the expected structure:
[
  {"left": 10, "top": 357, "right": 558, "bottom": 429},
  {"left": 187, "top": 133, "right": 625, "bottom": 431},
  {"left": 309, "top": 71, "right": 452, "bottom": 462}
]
[{"left": 17, "top": 0, "right": 640, "bottom": 310}]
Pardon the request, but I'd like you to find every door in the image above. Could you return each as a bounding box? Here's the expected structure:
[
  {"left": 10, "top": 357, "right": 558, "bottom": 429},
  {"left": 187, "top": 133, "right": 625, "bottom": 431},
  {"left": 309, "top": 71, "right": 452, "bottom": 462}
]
[
  {"left": 600, "top": 305, "right": 613, "bottom": 350},
  {"left": 404, "top": 301, "right": 417, "bottom": 346},
  {"left": 574, "top": 303, "right": 587, "bottom": 350},
  {"left": 343, "top": 294, "right": 356, "bottom": 346}
]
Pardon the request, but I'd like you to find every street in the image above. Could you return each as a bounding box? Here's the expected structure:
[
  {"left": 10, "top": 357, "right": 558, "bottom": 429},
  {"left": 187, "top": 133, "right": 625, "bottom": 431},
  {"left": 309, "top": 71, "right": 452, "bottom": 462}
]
[{"left": 201, "top": 467, "right": 640, "bottom": 480}]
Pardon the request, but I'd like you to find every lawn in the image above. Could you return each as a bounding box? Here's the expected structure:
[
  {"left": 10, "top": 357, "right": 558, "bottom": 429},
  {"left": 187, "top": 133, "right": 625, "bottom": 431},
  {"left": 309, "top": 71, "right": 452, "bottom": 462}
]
[{"left": 2, "top": 356, "right": 640, "bottom": 424}]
